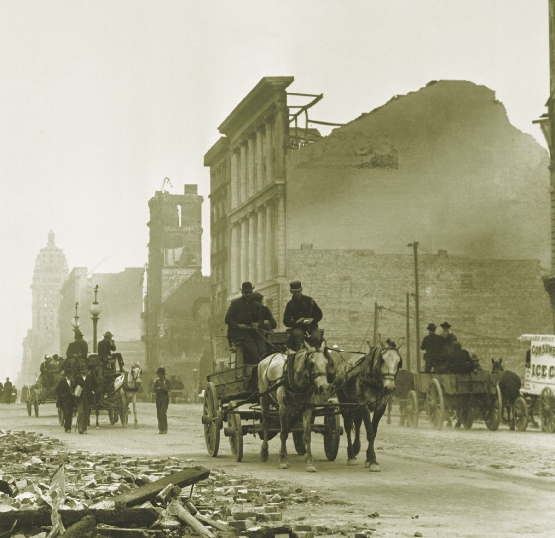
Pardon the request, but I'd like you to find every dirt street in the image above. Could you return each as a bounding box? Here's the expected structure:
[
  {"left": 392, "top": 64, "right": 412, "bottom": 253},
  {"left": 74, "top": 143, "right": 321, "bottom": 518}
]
[{"left": 3, "top": 401, "right": 555, "bottom": 537}]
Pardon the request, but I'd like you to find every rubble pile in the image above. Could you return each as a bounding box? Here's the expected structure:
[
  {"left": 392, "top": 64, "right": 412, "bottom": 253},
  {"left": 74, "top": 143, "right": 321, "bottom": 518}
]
[{"left": 0, "top": 430, "right": 376, "bottom": 538}]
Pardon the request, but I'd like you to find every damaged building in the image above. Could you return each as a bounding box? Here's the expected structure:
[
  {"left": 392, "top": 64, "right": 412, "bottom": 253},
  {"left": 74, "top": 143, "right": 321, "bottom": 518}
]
[{"left": 205, "top": 76, "right": 552, "bottom": 372}]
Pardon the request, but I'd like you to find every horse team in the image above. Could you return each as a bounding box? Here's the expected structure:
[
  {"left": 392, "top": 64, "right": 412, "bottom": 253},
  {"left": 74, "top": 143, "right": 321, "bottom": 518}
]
[{"left": 257, "top": 336, "right": 404, "bottom": 472}]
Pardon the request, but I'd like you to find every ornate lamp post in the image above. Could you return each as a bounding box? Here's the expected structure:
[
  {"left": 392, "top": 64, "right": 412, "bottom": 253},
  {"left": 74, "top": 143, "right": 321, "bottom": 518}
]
[
  {"left": 89, "top": 285, "right": 102, "bottom": 353},
  {"left": 71, "top": 302, "right": 81, "bottom": 333}
]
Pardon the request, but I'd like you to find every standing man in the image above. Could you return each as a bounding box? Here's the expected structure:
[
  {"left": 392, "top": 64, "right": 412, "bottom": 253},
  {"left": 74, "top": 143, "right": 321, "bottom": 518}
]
[
  {"left": 420, "top": 323, "right": 442, "bottom": 373},
  {"left": 153, "top": 367, "right": 170, "bottom": 434},
  {"left": 56, "top": 371, "right": 75, "bottom": 433},
  {"left": 436, "top": 321, "right": 458, "bottom": 374},
  {"left": 74, "top": 364, "right": 94, "bottom": 434},
  {"left": 0, "top": 379, "right": 4, "bottom": 403},
  {"left": 225, "top": 282, "right": 266, "bottom": 364},
  {"left": 3, "top": 378, "right": 12, "bottom": 404},
  {"left": 283, "top": 281, "right": 323, "bottom": 352}
]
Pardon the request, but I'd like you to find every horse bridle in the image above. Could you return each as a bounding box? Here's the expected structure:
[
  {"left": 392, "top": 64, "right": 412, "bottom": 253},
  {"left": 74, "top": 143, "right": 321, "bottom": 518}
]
[
  {"left": 285, "top": 350, "right": 328, "bottom": 395},
  {"left": 359, "top": 345, "right": 400, "bottom": 391}
]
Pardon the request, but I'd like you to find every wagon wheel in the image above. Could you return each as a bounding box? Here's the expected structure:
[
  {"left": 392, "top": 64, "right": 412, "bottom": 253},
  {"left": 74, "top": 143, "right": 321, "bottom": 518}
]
[
  {"left": 460, "top": 406, "right": 473, "bottom": 430},
  {"left": 484, "top": 383, "right": 502, "bottom": 431},
  {"left": 26, "top": 399, "right": 32, "bottom": 417},
  {"left": 405, "top": 390, "right": 419, "bottom": 428},
  {"left": 540, "top": 387, "right": 555, "bottom": 433},
  {"left": 323, "top": 409, "right": 342, "bottom": 461},
  {"left": 514, "top": 396, "right": 528, "bottom": 432},
  {"left": 293, "top": 431, "right": 306, "bottom": 455},
  {"left": 108, "top": 407, "right": 119, "bottom": 425},
  {"left": 203, "top": 382, "right": 221, "bottom": 457},
  {"left": 58, "top": 407, "right": 63, "bottom": 426},
  {"left": 426, "top": 379, "right": 444, "bottom": 430},
  {"left": 227, "top": 401, "right": 243, "bottom": 462}
]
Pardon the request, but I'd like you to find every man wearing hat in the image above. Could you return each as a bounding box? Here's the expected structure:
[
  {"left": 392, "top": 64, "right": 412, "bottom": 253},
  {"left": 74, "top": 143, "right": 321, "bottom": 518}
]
[
  {"left": 435, "top": 321, "right": 458, "bottom": 373},
  {"left": 283, "top": 281, "right": 323, "bottom": 351},
  {"left": 225, "top": 282, "right": 266, "bottom": 364},
  {"left": 98, "top": 331, "right": 116, "bottom": 359},
  {"left": 153, "top": 367, "right": 170, "bottom": 434},
  {"left": 64, "top": 330, "right": 88, "bottom": 379},
  {"left": 420, "top": 323, "right": 442, "bottom": 373}
]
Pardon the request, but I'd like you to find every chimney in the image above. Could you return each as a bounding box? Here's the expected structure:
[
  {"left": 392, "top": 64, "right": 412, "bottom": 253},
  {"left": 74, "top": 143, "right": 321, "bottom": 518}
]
[{"left": 184, "top": 184, "right": 198, "bottom": 195}]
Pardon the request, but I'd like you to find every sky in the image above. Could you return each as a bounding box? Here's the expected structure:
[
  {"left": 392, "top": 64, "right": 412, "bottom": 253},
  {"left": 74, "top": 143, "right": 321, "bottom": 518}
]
[{"left": 0, "top": 0, "right": 550, "bottom": 382}]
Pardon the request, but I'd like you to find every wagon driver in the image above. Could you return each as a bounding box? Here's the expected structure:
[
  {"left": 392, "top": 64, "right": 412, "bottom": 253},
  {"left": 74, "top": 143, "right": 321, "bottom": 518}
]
[
  {"left": 283, "top": 280, "right": 323, "bottom": 352},
  {"left": 420, "top": 323, "right": 442, "bottom": 373},
  {"left": 225, "top": 282, "right": 267, "bottom": 364}
]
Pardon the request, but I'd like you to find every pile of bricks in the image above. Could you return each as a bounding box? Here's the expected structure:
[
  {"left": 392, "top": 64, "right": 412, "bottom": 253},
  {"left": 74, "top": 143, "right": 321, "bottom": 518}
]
[{"left": 0, "top": 429, "right": 376, "bottom": 538}]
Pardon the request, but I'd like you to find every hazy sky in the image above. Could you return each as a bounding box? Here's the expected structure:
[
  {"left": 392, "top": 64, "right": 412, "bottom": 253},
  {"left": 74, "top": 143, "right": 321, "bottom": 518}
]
[{"left": 0, "top": 0, "right": 550, "bottom": 381}]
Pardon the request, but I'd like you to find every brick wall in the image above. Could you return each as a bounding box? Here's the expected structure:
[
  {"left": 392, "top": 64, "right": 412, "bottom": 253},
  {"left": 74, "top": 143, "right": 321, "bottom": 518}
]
[{"left": 287, "top": 248, "right": 552, "bottom": 376}]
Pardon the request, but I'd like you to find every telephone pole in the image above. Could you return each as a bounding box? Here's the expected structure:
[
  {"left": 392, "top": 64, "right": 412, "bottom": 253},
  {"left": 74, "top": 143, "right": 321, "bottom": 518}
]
[
  {"left": 373, "top": 302, "right": 383, "bottom": 345},
  {"left": 408, "top": 242, "right": 421, "bottom": 372},
  {"left": 406, "top": 292, "right": 411, "bottom": 372}
]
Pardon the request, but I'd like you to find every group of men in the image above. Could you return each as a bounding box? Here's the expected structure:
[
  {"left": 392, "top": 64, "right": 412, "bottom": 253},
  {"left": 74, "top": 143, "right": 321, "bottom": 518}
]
[
  {"left": 420, "top": 321, "right": 473, "bottom": 374},
  {"left": 55, "top": 329, "right": 120, "bottom": 434},
  {"left": 0, "top": 378, "right": 14, "bottom": 404},
  {"left": 224, "top": 280, "right": 322, "bottom": 365}
]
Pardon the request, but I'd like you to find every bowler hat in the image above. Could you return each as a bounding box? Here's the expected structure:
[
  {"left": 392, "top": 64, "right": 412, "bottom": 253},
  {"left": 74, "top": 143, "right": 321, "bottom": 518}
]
[
  {"left": 426, "top": 323, "right": 437, "bottom": 331},
  {"left": 290, "top": 280, "right": 302, "bottom": 291},
  {"left": 252, "top": 292, "right": 264, "bottom": 301},
  {"left": 74, "top": 330, "right": 83, "bottom": 337},
  {"left": 241, "top": 282, "right": 254, "bottom": 292},
  {"left": 156, "top": 367, "right": 166, "bottom": 375},
  {"left": 440, "top": 321, "right": 451, "bottom": 329},
  {"left": 104, "top": 331, "right": 113, "bottom": 338}
]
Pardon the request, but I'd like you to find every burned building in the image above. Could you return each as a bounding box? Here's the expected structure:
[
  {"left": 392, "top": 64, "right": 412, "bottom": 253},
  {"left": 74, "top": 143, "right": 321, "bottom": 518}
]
[
  {"left": 143, "top": 184, "right": 210, "bottom": 395},
  {"left": 205, "top": 77, "right": 552, "bottom": 372},
  {"left": 59, "top": 267, "right": 145, "bottom": 367}
]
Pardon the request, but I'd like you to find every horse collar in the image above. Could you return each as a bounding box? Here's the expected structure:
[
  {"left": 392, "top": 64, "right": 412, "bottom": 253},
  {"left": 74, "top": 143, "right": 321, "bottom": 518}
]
[{"left": 285, "top": 352, "right": 313, "bottom": 395}]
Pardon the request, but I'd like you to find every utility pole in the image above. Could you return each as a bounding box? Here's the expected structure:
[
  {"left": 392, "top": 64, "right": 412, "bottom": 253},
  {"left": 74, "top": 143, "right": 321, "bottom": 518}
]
[
  {"left": 373, "top": 302, "right": 383, "bottom": 345},
  {"left": 406, "top": 292, "right": 411, "bottom": 372},
  {"left": 408, "top": 242, "right": 421, "bottom": 372}
]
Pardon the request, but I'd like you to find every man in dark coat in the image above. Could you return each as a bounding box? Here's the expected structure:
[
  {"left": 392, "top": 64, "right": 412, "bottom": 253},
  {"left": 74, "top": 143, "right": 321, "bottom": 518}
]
[
  {"left": 98, "top": 331, "right": 116, "bottom": 359},
  {"left": 283, "top": 280, "right": 323, "bottom": 351},
  {"left": 420, "top": 323, "right": 442, "bottom": 373},
  {"left": 225, "top": 282, "right": 266, "bottom": 365},
  {"left": 0, "top": 380, "right": 3, "bottom": 403},
  {"left": 64, "top": 330, "right": 88, "bottom": 379},
  {"left": 3, "top": 378, "right": 12, "bottom": 404},
  {"left": 74, "top": 364, "right": 95, "bottom": 434},
  {"left": 56, "top": 372, "right": 75, "bottom": 433},
  {"left": 435, "top": 321, "right": 458, "bottom": 373}
]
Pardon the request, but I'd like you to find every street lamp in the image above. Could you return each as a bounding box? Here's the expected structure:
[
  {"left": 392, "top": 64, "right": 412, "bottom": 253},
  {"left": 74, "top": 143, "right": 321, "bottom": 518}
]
[
  {"left": 71, "top": 302, "right": 81, "bottom": 332},
  {"left": 89, "top": 285, "right": 101, "bottom": 353},
  {"left": 408, "top": 242, "right": 421, "bottom": 372}
]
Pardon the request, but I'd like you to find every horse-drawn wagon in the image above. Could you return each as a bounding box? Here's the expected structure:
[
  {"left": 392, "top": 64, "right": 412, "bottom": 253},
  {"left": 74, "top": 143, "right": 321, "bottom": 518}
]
[
  {"left": 202, "top": 332, "right": 343, "bottom": 464},
  {"left": 403, "top": 370, "right": 502, "bottom": 431},
  {"left": 515, "top": 334, "right": 555, "bottom": 432},
  {"left": 26, "top": 376, "right": 63, "bottom": 424}
]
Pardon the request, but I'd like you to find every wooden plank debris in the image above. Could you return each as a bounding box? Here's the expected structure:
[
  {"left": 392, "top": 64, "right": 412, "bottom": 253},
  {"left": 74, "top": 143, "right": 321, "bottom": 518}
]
[{"left": 112, "top": 466, "right": 209, "bottom": 508}]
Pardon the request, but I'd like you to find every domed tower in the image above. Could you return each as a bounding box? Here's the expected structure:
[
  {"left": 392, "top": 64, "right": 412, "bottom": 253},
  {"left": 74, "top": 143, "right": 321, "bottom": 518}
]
[{"left": 21, "top": 231, "right": 69, "bottom": 383}]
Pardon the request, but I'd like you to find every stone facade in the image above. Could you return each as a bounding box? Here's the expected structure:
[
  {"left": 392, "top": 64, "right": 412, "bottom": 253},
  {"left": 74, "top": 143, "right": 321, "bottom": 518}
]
[
  {"left": 21, "top": 232, "right": 69, "bottom": 385},
  {"left": 144, "top": 184, "right": 210, "bottom": 391},
  {"left": 287, "top": 248, "right": 551, "bottom": 376}
]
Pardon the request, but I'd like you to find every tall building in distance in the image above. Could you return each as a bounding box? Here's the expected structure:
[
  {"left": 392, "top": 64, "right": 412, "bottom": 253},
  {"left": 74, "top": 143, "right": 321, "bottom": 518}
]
[
  {"left": 143, "top": 184, "right": 211, "bottom": 394},
  {"left": 21, "top": 231, "right": 69, "bottom": 384}
]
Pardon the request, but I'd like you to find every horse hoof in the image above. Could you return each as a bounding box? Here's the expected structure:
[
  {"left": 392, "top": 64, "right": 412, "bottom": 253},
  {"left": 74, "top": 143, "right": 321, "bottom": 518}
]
[
  {"left": 95, "top": 426, "right": 100, "bottom": 430},
  {"left": 368, "top": 463, "right": 381, "bottom": 472},
  {"left": 260, "top": 450, "right": 269, "bottom": 463},
  {"left": 306, "top": 465, "right": 317, "bottom": 473},
  {"left": 347, "top": 458, "right": 358, "bottom": 466},
  {"left": 278, "top": 462, "right": 289, "bottom": 469}
]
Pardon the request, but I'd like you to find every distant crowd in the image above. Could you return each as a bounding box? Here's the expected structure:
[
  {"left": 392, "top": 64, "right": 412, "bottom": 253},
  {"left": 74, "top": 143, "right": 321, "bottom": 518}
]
[{"left": 0, "top": 378, "right": 16, "bottom": 404}]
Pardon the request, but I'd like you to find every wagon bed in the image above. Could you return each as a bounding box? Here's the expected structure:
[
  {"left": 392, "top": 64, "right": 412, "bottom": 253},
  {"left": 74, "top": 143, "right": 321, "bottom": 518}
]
[{"left": 405, "top": 370, "right": 502, "bottom": 430}]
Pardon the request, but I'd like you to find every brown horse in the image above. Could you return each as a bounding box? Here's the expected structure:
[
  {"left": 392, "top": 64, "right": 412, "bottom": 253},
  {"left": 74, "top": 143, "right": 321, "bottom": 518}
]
[
  {"left": 258, "top": 340, "right": 335, "bottom": 472},
  {"left": 333, "top": 338, "right": 403, "bottom": 471}
]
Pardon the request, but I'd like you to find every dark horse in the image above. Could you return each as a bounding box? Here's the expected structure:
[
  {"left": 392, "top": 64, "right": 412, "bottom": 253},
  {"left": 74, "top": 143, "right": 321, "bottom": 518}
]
[
  {"left": 491, "top": 358, "right": 521, "bottom": 429},
  {"left": 334, "top": 338, "right": 403, "bottom": 471},
  {"left": 258, "top": 339, "right": 335, "bottom": 472}
]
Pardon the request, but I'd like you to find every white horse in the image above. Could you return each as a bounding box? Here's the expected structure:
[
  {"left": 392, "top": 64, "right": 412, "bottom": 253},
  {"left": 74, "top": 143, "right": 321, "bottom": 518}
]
[{"left": 119, "top": 363, "right": 143, "bottom": 428}]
